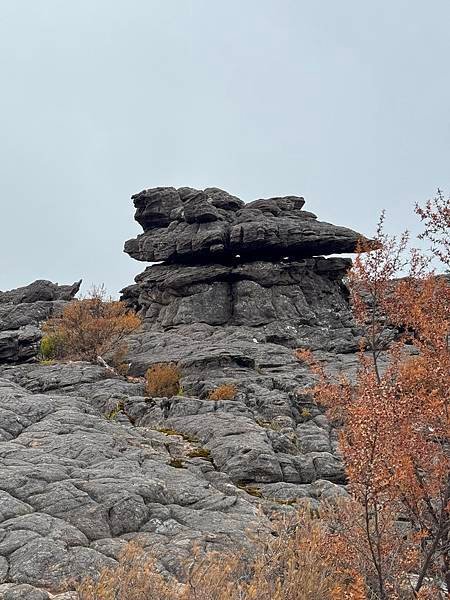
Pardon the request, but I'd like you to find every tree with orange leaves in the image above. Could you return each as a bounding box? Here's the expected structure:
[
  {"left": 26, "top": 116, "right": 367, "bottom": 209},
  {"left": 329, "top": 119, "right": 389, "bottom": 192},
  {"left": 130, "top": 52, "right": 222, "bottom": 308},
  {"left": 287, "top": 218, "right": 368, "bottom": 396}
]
[
  {"left": 299, "top": 192, "right": 450, "bottom": 598},
  {"left": 416, "top": 189, "right": 450, "bottom": 269}
]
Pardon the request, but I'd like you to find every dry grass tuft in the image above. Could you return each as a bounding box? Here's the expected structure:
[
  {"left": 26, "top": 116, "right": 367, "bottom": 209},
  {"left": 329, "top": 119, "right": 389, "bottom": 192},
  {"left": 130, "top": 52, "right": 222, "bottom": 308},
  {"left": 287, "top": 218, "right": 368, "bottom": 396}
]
[
  {"left": 74, "top": 507, "right": 364, "bottom": 600},
  {"left": 145, "top": 362, "right": 181, "bottom": 397},
  {"left": 75, "top": 542, "right": 176, "bottom": 600},
  {"left": 208, "top": 383, "right": 237, "bottom": 401}
]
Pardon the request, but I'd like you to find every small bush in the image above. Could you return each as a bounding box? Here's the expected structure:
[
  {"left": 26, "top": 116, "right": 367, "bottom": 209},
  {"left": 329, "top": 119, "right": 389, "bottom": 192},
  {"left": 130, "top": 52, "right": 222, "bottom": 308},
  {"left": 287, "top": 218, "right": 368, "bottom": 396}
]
[
  {"left": 300, "top": 407, "right": 312, "bottom": 420},
  {"left": 145, "top": 363, "right": 181, "bottom": 397},
  {"left": 208, "top": 383, "right": 237, "bottom": 401},
  {"left": 41, "top": 285, "right": 141, "bottom": 363},
  {"left": 39, "top": 333, "right": 66, "bottom": 360}
]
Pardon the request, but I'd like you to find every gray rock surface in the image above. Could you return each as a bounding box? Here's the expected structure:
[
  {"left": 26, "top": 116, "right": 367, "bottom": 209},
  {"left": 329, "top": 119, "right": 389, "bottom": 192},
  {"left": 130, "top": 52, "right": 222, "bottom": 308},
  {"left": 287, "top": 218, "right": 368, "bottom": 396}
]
[
  {"left": 121, "top": 256, "right": 359, "bottom": 355},
  {"left": 0, "top": 281, "right": 81, "bottom": 364},
  {"left": 0, "top": 281, "right": 81, "bottom": 305},
  {"left": 0, "top": 374, "right": 265, "bottom": 596},
  {"left": 124, "top": 187, "right": 370, "bottom": 263}
]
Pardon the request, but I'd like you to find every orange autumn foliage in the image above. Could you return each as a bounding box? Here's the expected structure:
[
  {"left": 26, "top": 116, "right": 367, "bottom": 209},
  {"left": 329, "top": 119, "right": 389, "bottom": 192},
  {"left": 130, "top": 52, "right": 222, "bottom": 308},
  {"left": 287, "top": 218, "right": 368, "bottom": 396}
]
[
  {"left": 145, "top": 362, "right": 181, "bottom": 397},
  {"left": 416, "top": 189, "right": 450, "bottom": 268},
  {"left": 208, "top": 383, "right": 238, "bottom": 401},
  {"left": 74, "top": 196, "right": 448, "bottom": 600},
  {"left": 42, "top": 285, "right": 141, "bottom": 363},
  {"left": 300, "top": 198, "right": 450, "bottom": 599}
]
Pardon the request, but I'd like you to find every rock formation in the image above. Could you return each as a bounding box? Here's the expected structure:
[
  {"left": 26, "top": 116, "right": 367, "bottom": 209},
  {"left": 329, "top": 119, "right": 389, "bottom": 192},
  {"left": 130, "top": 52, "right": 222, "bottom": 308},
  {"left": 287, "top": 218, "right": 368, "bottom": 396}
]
[
  {"left": 0, "top": 280, "right": 81, "bottom": 364},
  {"left": 0, "top": 187, "right": 370, "bottom": 598},
  {"left": 124, "top": 187, "right": 366, "bottom": 263},
  {"left": 118, "top": 187, "right": 368, "bottom": 486}
]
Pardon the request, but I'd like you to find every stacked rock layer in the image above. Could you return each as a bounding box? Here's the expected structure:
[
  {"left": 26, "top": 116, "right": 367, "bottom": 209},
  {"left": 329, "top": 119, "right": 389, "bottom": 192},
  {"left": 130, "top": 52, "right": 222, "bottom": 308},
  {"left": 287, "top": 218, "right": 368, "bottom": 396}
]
[
  {"left": 124, "top": 186, "right": 365, "bottom": 263},
  {"left": 122, "top": 186, "right": 368, "bottom": 360},
  {"left": 120, "top": 187, "right": 369, "bottom": 488}
]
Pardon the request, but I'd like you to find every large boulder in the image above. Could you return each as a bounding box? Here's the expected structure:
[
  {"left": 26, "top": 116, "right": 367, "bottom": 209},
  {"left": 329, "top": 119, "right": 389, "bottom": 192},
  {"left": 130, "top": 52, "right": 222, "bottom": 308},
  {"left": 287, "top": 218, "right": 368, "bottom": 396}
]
[
  {"left": 121, "top": 256, "right": 358, "bottom": 354},
  {"left": 0, "top": 280, "right": 81, "bottom": 305},
  {"left": 124, "top": 187, "right": 370, "bottom": 263}
]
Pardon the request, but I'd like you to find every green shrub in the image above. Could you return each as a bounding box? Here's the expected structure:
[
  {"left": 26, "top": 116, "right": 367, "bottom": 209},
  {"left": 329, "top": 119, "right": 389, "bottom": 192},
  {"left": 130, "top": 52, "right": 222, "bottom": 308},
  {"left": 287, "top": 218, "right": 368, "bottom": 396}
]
[
  {"left": 39, "top": 333, "right": 65, "bottom": 360},
  {"left": 106, "top": 401, "right": 124, "bottom": 421}
]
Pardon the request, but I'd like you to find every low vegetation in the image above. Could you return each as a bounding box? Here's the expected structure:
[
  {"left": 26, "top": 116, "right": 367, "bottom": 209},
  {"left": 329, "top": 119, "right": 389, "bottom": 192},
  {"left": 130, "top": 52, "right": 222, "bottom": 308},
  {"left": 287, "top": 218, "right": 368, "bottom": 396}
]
[
  {"left": 187, "top": 447, "right": 212, "bottom": 460},
  {"left": 156, "top": 427, "right": 199, "bottom": 443},
  {"left": 75, "top": 507, "right": 364, "bottom": 600},
  {"left": 40, "top": 285, "right": 141, "bottom": 364},
  {"left": 208, "top": 383, "right": 237, "bottom": 401},
  {"left": 145, "top": 362, "right": 181, "bottom": 397}
]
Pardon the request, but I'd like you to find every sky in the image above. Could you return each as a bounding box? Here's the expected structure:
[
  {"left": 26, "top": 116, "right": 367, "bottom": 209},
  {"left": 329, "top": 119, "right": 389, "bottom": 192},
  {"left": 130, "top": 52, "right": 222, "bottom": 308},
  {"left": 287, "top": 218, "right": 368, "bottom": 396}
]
[{"left": 1, "top": 1, "right": 449, "bottom": 295}]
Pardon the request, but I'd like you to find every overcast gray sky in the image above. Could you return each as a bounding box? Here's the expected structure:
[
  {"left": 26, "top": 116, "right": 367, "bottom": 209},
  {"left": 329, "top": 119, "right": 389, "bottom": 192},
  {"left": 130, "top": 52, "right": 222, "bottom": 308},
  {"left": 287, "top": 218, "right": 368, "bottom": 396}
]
[{"left": 1, "top": 1, "right": 449, "bottom": 295}]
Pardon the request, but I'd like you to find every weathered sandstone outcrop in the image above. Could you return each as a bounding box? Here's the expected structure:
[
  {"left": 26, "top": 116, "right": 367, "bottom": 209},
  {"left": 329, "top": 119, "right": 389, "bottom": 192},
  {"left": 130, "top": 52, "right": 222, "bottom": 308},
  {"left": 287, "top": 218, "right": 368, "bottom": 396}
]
[
  {"left": 119, "top": 188, "right": 366, "bottom": 492},
  {"left": 0, "top": 187, "right": 370, "bottom": 598},
  {"left": 124, "top": 187, "right": 368, "bottom": 263}
]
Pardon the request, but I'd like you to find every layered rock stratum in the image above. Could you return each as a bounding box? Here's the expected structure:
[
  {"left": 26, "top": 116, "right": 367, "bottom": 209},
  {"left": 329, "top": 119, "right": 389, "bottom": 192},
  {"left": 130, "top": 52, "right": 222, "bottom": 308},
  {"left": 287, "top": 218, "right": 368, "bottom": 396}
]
[
  {"left": 124, "top": 187, "right": 366, "bottom": 263},
  {"left": 0, "top": 187, "right": 369, "bottom": 598},
  {"left": 0, "top": 280, "right": 81, "bottom": 364}
]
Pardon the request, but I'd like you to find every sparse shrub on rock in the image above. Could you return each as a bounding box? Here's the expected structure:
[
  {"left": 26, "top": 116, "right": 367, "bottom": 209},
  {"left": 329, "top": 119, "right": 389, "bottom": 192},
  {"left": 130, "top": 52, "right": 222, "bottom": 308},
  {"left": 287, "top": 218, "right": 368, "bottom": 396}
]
[
  {"left": 145, "top": 362, "right": 181, "bottom": 397},
  {"left": 75, "top": 542, "right": 175, "bottom": 600},
  {"left": 208, "top": 383, "right": 237, "bottom": 401},
  {"left": 39, "top": 332, "right": 66, "bottom": 360},
  {"left": 75, "top": 508, "right": 362, "bottom": 600},
  {"left": 41, "top": 285, "right": 141, "bottom": 364}
]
